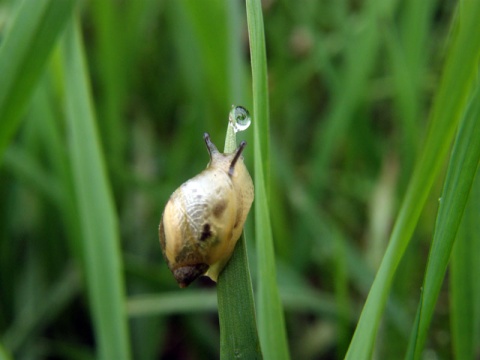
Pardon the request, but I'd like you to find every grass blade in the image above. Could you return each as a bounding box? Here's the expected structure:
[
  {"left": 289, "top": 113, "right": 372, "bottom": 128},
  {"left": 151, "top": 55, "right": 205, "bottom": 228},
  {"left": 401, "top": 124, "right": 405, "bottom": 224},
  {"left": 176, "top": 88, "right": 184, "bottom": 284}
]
[
  {"left": 346, "top": 1, "right": 480, "bottom": 358},
  {"left": 128, "top": 291, "right": 217, "bottom": 317},
  {"left": 450, "top": 168, "right": 480, "bottom": 359},
  {"left": 62, "top": 18, "right": 131, "bottom": 360},
  {"left": 216, "top": 4, "right": 261, "bottom": 356},
  {"left": 218, "top": 58, "right": 261, "bottom": 360},
  {"left": 246, "top": 0, "right": 269, "bottom": 187},
  {"left": 407, "top": 82, "right": 480, "bottom": 358},
  {"left": 0, "top": 0, "right": 76, "bottom": 158},
  {"left": 246, "top": 1, "right": 290, "bottom": 358},
  {"left": 218, "top": 236, "right": 262, "bottom": 359}
]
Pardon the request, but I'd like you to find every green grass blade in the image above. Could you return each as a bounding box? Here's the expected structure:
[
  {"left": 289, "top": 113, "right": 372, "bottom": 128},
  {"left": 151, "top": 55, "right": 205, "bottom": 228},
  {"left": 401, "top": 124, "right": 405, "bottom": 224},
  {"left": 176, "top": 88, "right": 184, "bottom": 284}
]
[
  {"left": 215, "top": 3, "right": 262, "bottom": 357},
  {"left": 178, "top": 0, "right": 229, "bottom": 110},
  {"left": 346, "top": 2, "right": 480, "bottom": 358},
  {"left": 246, "top": 0, "right": 269, "bottom": 189},
  {"left": 246, "top": 1, "right": 290, "bottom": 359},
  {"left": 407, "top": 82, "right": 480, "bottom": 358},
  {"left": 62, "top": 18, "right": 131, "bottom": 360},
  {"left": 218, "top": 236, "right": 262, "bottom": 359},
  {"left": 0, "top": 0, "right": 76, "bottom": 159},
  {"left": 450, "top": 168, "right": 480, "bottom": 359},
  {"left": 128, "top": 291, "right": 217, "bottom": 317},
  {"left": 174, "top": 0, "right": 262, "bottom": 354},
  {"left": 218, "top": 87, "right": 261, "bottom": 359}
]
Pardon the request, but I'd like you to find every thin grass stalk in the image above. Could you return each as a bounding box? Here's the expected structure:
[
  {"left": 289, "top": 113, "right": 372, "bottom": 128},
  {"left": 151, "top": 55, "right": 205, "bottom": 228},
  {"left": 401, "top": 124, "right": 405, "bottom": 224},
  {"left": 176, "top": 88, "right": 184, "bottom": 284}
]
[
  {"left": 450, "top": 167, "right": 480, "bottom": 359},
  {"left": 246, "top": 0, "right": 269, "bottom": 188},
  {"left": 246, "top": 0, "right": 290, "bottom": 358},
  {"left": 62, "top": 18, "right": 131, "bottom": 360},
  {"left": 0, "top": 0, "right": 76, "bottom": 159},
  {"left": 217, "top": 1, "right": 265, "bottom": 358},
  {"left": 218, "top": 234, "right": 262, "bottom": 359},
  {"left": 406, "top": 82, "right": 480, "bottom": 358},
  {"left": 217, "top": 112, "right": 262, "bottom": 359}
]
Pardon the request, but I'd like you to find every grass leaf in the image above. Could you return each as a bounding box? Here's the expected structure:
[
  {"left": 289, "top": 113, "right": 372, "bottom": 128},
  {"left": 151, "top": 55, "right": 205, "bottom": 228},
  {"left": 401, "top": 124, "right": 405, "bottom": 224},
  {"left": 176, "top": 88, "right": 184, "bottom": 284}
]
[
  {"left": 0, "top": 0, "right": 76, "bottom": 158},
  {"left": 407, "top": 81, "right": 480, "bottom": 358},
  {"left": 346, "top": 1, "right": 480, "bottom": 358},
  {"left": 215, "top": 2, "right": 262, "bottom": 358},
  {"left": 128, "top": 290, "right": 217, "bottom": 317},
  {"left": 246, "top": 0, "right": 290, "bottom": 358},
  {"left": 62, "top": 18, "right": 131, "bottom": 360},
  {"left": 450, "top": 168, "right": 480, "bottom": 359},
  {"left": 218, "top": 236, "right": 262, "bottom": 359}
]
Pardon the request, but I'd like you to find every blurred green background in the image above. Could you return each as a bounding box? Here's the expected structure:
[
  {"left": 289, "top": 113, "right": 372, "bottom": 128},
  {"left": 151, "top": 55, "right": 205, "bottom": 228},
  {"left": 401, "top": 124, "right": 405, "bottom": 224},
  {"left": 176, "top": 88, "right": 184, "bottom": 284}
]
[{"left": 1, "top": 0, "right": 479, "bottom": 359}]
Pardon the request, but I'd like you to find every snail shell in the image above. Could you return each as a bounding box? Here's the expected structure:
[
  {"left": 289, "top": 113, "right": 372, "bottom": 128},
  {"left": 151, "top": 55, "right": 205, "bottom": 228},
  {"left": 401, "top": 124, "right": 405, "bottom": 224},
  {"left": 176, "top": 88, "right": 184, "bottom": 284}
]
[{"left": 159, "top": 133, "right": 254, "bottom": 287}]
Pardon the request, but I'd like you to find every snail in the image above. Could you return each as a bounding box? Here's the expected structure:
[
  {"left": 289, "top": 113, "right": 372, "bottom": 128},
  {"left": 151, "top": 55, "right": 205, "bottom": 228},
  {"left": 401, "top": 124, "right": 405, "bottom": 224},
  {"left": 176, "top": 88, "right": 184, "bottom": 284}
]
[{"left": 159, "top": 132, "right": 254, "bottom": 287}]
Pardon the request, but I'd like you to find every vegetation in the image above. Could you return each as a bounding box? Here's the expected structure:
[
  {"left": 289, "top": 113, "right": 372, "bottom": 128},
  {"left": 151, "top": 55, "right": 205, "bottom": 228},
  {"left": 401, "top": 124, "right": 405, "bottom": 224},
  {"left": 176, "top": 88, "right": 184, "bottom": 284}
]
[{"left": 0, "top": 0, "right": 479, "bottom": 359}]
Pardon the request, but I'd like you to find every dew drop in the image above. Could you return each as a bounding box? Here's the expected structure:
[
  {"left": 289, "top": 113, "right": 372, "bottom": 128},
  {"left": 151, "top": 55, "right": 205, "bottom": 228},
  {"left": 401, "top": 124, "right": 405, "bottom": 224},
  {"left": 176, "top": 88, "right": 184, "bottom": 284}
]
[{"left": 229, "top": 105, "right": 251, "bottom": 133}]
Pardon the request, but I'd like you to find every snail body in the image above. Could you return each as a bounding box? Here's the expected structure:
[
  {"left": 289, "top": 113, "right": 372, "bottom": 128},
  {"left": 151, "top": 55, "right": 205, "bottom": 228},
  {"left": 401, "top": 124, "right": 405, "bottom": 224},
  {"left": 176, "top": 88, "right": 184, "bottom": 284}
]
[{"left": 159, "top": 133, "right": 254, "bottom": 287}]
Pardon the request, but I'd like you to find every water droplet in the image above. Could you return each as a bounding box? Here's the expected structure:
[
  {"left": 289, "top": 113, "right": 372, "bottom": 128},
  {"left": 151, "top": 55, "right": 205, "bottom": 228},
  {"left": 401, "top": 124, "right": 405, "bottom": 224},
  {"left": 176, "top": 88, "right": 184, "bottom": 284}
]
[{"left": 229, "top": 105, "right": 251, "bottom": 133}]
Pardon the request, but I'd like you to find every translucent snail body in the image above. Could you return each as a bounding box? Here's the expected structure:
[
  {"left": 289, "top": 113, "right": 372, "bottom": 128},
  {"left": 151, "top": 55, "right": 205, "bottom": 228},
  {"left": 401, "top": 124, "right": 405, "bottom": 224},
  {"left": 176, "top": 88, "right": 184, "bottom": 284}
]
[{"left": 159, "top": 133, "right": 254, "bottom": 287}]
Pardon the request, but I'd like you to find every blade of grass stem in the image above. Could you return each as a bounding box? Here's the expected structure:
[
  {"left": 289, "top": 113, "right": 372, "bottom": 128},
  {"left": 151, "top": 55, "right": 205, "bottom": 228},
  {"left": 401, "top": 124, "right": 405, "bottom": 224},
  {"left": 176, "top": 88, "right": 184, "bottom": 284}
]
[
  {"left": 246, "top": 0, "right": 290, "bottom": 358},
  {"left": 246, "top": 0, "right": 269, "bottom": 188},
  {"left": 226, "top": 0, "right": 246, "bottom": 104},
  {"left": 62, "top": 18, "right": 131, "bottom": 360},
  {"left": 215, "top": 2, "right": 262, "bottom": 358},
  {"left": 180, "top": 0, "right": 228, "bottom": 109},
  {"left": 407, "top": 82, "right": 480, "bottom": 358},
  {"left": 217, "top": 115, "right": 262, "bottom": 358},
  {"left": 127, "top": 282, "right": 344, "bottom": 321},
  {"left": 346, "top": 2, "right": 480, "bottom": 358},
  {"left": 450, "top": 168, "right": 480, "bottom": 359},
  {"left": 128, "top": 291, "right": 217, "bottom": 317},
  {"left": 0, "top": 0, "right": 76, "bottom": 159},
  {"left": 218, "top": 236, "right": 262, "bottom": 359},
  {"left": 448, "top": 10, "right": 480, "bottom": 356}
]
